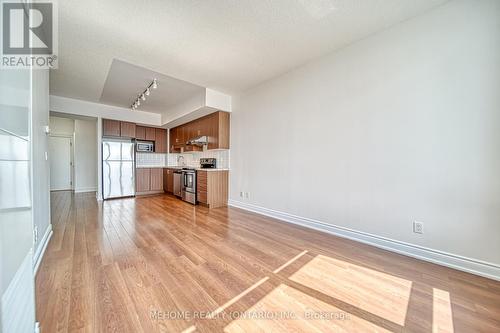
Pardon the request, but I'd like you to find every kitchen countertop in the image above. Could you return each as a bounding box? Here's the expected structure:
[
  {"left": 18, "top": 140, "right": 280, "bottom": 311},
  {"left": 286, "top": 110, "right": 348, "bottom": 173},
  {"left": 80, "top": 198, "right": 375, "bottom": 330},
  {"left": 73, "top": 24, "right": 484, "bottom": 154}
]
[
  {"left": 136, "top": 165, "right": 166, "bottom": 169},
  {"left": 136, "top": 165, "right": 229, "bottom": 171}
]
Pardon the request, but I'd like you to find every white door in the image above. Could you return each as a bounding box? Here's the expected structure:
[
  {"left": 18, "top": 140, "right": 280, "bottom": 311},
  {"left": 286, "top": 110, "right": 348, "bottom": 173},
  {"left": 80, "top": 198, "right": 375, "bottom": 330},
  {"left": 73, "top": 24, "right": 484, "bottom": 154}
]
[{"left": 49, "top": 136, "right": 72, "bottom": 190}]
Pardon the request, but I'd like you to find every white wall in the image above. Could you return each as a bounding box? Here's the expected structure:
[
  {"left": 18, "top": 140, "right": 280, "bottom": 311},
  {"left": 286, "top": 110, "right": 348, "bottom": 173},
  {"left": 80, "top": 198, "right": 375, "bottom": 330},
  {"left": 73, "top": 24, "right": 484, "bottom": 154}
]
[
  {"left": 231, "top": 0, "right": 500, "bottom": 271},
  {"left": 31, "top": 68, "right": 52, "bottom": 270},
  {"left": 49, "top": 116, "right": 74, "bottom": 136},
  {"left": 50, "top": 95, "right": 162, "bottom": 125},
  {"left": 74, "top": 119, "right": 97, "bottom": 192},
  {"left": 162, "top": 88, "right": 232, "bottom": 126}
]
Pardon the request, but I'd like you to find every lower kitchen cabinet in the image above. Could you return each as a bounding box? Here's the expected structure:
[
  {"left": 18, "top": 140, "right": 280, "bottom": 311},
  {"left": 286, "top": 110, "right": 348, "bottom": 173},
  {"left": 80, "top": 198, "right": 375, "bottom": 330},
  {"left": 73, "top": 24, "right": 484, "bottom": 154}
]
[
  {"left": 196, "top": 170, "right": 228, "bottom": 208},
  {"left": 163, "top": 168, "right": 174, "bottom": 193},
  {"left": 150, "top": 168, "right": 163, "bottom": 191},
  {"left": 136, "top": 168, "right": 151, "bottom": 192},
  {"left": 136, "top": 168, "right": 164, "bottom": 194}
]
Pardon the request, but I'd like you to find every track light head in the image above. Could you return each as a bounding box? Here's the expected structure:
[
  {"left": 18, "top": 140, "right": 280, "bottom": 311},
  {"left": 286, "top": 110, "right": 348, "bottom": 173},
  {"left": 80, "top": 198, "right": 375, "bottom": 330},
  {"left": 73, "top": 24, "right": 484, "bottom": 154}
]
[{"left": 131, "top": 79, "right": 157, "bottom": 110}]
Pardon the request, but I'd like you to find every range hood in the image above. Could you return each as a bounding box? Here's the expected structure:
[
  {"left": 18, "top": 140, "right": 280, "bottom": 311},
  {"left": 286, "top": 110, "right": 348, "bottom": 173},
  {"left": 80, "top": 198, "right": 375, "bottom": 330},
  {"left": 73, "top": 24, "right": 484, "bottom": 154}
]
[{"left": 187, "top": 135, "right": 208, "bottom": 146}]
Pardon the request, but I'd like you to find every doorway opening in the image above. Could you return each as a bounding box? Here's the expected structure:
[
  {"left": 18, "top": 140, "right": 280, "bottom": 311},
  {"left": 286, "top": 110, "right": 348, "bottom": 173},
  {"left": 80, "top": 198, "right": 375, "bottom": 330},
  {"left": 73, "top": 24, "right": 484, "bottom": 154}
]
[{"left": 48, "top": 113, "right": 98, "bottom": 194}]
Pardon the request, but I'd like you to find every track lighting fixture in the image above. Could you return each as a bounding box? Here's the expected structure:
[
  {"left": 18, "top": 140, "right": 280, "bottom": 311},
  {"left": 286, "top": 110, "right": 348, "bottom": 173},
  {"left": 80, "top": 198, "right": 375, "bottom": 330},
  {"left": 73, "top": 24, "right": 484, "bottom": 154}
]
[{"left": 130, "top": 78, "right": 158, "bottom": 110}]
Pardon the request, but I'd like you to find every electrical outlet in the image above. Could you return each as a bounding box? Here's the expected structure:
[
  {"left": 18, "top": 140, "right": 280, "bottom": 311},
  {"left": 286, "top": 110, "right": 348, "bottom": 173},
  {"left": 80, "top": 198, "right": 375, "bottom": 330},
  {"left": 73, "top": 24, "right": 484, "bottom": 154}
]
[
  {"left": 240, "top": 191, "right": 244, "bottom": 198},
  {"left": 413, "top": 221, "right": 424, "bottom": 234},
  {"left": 245, "top": 192, "right": 249, "bottom": 198},
  {"left": 34, "top": 225, "right": 39, "bottom": 243}
]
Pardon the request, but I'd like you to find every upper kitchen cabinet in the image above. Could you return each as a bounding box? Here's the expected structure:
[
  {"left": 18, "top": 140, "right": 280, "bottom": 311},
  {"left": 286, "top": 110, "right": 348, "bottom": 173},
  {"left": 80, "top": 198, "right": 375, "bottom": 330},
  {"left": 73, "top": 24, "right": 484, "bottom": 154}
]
[
  {"left": 102, "top": 119, "right": 121, "bottom": 137},
  {"left": 192, "top": 118, "right": 204, "bottom": 137},
  {"left": 103, "top": 119, "right": 137, "bottom": 138},
  {"left": 120, "top": 122, "right": 136, "bottom": 138},
  {"left": 168, "top": 111, "right": 230, "bottom": 152},
  {"left": 206, "top": 111, "right": 230, "bottom": 150},
  {"left": 169, "top": 127, "right": 177, "bottom": 151},
  {"left": 155, "top": 128, "right": 167, "bottom": 153},
  {"left": 169, "top": 126, "right": 185, "bottom": 152},
  {"left": 136, "top": 126, "right": 146, "bottom": 140},
  {"left": 145, "top": 127, "right": 156, "bottom": 141},
  {"left": 177, "top": 126, "right": 186, "bottom": 145}
]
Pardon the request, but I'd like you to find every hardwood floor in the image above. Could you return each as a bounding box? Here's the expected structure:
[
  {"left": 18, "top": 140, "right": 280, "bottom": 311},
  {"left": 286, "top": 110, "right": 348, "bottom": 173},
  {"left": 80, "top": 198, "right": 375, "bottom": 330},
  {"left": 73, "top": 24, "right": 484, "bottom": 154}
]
[{"left": 36, "top": 191, "right": 500, "bottom": 332}]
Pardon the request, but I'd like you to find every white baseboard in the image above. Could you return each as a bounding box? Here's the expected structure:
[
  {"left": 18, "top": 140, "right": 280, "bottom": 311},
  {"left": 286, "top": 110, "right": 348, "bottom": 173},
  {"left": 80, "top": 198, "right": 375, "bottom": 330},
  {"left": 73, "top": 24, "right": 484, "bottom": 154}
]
[
  {"left": 1, "top": 251, "right": 36, "bottom": 333},
  {"left": 228, "top": 200, "right": 500, "bottom": 281},
  {"left": 33, "top": 224, "right": 53, "bottom": 275},
  {"left": 74, "top": 187, "right": 97, "bottom": 193}
]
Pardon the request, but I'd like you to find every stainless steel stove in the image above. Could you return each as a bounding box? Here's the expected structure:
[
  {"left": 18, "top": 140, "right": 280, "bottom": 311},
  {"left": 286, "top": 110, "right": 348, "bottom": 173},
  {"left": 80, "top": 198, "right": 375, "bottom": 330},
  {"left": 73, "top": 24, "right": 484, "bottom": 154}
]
[{"left": 181, "top": 168, "right": 197, "bottom": 204}]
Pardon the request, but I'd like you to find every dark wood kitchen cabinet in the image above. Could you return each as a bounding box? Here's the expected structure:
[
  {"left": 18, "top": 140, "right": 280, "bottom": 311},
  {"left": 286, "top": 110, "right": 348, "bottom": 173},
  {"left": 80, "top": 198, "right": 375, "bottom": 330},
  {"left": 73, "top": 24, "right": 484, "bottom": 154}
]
[
  {"left": 102, "top": 119, "right": 136, "bottom": 138},
  {"left": 207, "top": 111, "right": 230, "bottom": 150},
  {"left": 176, "top": 126, "right": 185, "bottom": 145},
  {"left": 168, "top": 111, "right": 230, "bottom": 153},
  {"left": 191, "top": 118, "right": 204, "bottom": 138},
  {"left": 102, "top": 119, "right": 121, "bottom": 137},
  {"left": 169, "top": 127, "right": 180, "bottom": 153},
  {"left": 136, "top": 168, "right": 151, "bottom": 192},
  {"left": 150, "top": 168, "right": 163, "bottom": 191},
  {"left": 120, "top": 121, "right": 136, "bottom": 138},
  {"left": 196, "top": 170, "right": 228, "bottom": 208},
  {"left": 155, "top": 128, "right": 167, "bottom": 153},
  {"left": 163, "top": 168, "right": 174, "bottom": 193},
  {"left": 136, "top": 168, "right": 164, "bottom": 194},
  {"left": 136, "top": 126, "right": 146, "bottom": 140},
  {"left": 137, "top": 126, "right": 166, "bottom": 153},
  {"left": 145, "top": 127, "right": 156, "bottom": 141},
  {"left": 169, "top": 126, "right": 185, "bottom": 152}
]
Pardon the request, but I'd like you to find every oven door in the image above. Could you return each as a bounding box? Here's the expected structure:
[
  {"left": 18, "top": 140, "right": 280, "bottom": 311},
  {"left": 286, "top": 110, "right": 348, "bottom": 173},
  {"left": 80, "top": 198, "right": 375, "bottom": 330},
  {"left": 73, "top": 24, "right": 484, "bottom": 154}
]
[{"left": 183, "top": 172, "right": 196, "bottom": 193}]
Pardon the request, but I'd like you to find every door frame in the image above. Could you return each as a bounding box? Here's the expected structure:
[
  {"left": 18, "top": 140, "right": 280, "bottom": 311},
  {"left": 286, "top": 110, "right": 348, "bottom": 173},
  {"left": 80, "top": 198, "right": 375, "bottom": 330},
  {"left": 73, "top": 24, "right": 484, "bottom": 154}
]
[{"left": 49, "top": 134, "right": 74, "bottom": 191}]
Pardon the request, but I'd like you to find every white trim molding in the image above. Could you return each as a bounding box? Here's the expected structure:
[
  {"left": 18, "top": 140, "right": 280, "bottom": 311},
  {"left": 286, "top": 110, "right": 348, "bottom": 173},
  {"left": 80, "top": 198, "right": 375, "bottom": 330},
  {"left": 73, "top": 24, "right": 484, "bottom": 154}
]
[
  {"left": 1, "top": 251, "right": 36, "bottom": 333},
  {"left": 228, "top": 200, "right": 500, "bottom": 281},
  {"left": 33, "top": 224, "right": 53, "bottom": 274},
  {"left": 74, "top": 187, "right": 97, "bottom": 193}
]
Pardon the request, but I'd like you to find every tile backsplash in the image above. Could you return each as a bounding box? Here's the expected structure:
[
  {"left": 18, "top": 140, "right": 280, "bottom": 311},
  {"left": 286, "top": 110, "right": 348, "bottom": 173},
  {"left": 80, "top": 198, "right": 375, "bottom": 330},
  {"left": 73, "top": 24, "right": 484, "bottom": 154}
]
[
  {"left": 168, "top": 150, "right": 230, "bottom": 169},
  {"left": 136, "top": 153, "right": 167, "bottom": 167},
  {"left": 136, "top": 150, "right": 229, "bottom": 169}
]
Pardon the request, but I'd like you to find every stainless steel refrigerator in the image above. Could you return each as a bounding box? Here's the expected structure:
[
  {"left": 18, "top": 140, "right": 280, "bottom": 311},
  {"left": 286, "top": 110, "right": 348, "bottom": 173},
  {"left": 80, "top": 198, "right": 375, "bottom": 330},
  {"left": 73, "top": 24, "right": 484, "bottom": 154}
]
[{"left": 102, "top": 139, "right": 135, "bottom": 199}]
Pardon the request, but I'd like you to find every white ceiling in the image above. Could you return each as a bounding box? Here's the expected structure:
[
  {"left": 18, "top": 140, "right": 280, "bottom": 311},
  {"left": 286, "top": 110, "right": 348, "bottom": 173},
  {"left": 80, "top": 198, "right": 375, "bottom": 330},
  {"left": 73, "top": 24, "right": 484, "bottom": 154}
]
[
  {"left": 51, "top": 0, "right": 449, "bottom": 106},
  {"left": 99, "top": 59, "right": 204, "bottom": 113}
]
